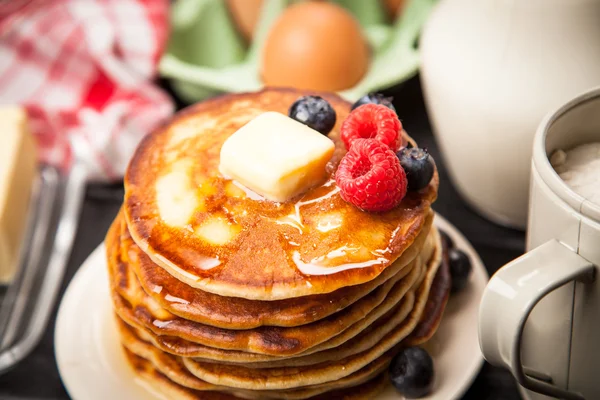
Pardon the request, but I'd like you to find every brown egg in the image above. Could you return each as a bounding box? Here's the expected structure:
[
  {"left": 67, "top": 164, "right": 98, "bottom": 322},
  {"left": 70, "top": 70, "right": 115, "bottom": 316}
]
[
  {"left": 261, "top": 1, "right": 370, "bottom": 92},
  {"left": 226, "top": 0, "right": 263, "bottom": 42},
  {"left": 383, "top": 0, "right": 407, "bottom": 20}
]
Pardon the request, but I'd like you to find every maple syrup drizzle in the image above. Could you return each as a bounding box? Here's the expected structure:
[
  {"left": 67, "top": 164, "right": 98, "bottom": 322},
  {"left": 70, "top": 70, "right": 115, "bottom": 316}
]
[{"left": 292, "top": 250, "right": 388, "bottom": 276}]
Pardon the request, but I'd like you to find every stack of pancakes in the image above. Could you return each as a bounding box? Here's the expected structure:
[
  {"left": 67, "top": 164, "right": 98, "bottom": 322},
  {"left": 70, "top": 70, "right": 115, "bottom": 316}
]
[{"left": 106, "top": 89, "right": 450, "bottom": 399}]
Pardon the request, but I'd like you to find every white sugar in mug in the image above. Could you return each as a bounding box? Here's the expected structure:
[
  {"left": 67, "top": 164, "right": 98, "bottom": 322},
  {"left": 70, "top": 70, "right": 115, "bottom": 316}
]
[{"left": 478, "top": 87, "right": 600, "bottom": 400}]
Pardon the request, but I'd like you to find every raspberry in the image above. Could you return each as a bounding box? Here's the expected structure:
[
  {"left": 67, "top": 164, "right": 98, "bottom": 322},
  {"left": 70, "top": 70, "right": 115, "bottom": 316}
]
[
  {"left": 335, "top": 138, "right": 407, "bottom": 212},
  {"left": 341, "top": 104, "right": 402, "bottom": 151}
]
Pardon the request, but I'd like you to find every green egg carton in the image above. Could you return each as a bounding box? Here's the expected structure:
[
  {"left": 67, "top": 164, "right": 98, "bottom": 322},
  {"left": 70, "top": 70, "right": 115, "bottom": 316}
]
[{"left": 160, "top": 0, "right": 437, "bottom": 103}]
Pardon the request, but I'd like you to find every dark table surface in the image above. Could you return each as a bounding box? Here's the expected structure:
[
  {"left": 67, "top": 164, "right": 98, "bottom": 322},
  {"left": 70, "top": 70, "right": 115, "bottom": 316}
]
[{"left": 0, "top": 77, "right": 525, "bottom": 400}]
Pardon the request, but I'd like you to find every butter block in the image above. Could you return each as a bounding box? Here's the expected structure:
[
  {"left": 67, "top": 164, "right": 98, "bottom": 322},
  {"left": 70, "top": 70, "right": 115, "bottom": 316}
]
[
  {"left": 0, "top": 107, "right": 37, "bottom": 283},
  {"left": 219, "top": 112, "right": 334, "bottom": 202}
]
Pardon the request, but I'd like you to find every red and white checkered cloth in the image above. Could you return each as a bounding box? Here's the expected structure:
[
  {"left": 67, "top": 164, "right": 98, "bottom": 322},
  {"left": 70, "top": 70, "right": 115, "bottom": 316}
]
[{"left": 0, "top": 0, "right": 174, "bottom": 181}]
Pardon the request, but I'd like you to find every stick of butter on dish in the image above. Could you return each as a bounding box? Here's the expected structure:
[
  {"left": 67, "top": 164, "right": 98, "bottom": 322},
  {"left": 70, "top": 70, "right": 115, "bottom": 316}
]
[
  {"left": 0, "top": 107, "right": 37, "bottom": 283},
  {"left": 219, "top": 112, "right": 334, "bottom": 202}
]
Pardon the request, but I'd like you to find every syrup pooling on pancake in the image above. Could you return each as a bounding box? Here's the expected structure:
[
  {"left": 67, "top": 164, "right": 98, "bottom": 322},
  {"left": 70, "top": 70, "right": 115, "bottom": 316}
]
[{"left": 124, "top": 89, "right": 438, "bottom": 299}]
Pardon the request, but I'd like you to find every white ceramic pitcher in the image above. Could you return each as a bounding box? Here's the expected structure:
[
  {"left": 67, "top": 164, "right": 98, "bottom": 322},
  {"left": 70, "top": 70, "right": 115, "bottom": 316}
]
[{"left": 420, "top": 0, "right": 600, "bottom": 229}]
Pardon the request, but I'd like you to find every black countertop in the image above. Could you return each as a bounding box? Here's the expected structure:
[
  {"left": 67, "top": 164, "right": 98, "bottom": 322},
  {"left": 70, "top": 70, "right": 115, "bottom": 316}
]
[{"left": 0, "top": 77, "right": 524, "bottom": 400}]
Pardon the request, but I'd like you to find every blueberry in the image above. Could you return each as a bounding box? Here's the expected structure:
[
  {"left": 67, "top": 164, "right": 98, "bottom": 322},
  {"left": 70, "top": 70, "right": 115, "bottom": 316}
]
[
  {"left": 389, "top": 346, "right": 434, "bottom": 398},
  {"left": 396, "top": 147, "right": 435, "bottom": 191},
  {"left": 449, "top": 248, "right": 472, "bottom": 293},
  {"left": 351, "top": 93, "right": 397, "bottom": 113},
  {"left": 289, "top": 96, "right": 336, "bottom": 135},
  {"left": 439, "top": 229, "right": 454, "bottom": 249}
]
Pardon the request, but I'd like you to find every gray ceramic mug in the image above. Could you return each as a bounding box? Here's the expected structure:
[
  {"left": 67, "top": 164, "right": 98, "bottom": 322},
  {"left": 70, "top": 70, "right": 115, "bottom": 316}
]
[{"left": 478, "top": 87, "right": 600, "bottom": 400}]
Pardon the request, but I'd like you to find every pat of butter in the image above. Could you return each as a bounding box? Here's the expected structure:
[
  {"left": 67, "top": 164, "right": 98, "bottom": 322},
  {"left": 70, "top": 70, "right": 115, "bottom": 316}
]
[
  {"left": 219, "top": 112, "right": 334, "bottom": 202},
  {"left": 0, "top": 107, "right": 37, "bottom": 283}
]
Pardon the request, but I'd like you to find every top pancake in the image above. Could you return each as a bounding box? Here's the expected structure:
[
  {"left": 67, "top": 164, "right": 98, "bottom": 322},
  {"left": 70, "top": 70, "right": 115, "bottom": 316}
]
[{"left": 124, "top": 88, "right": 438, "bottom": 300}]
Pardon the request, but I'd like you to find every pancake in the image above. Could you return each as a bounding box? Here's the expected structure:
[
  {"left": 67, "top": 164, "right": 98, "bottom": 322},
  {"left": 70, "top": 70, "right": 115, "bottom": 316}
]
[
  {"left": 113, "top": 210, "right": 434, "bottom": 331},
  {"left": 122, "top": 348, "right": 388, "bottom": 400},
  {"left": 110, "top": 247, "right": 424, "bottom": 357},
  {"left": 107, "top": 214, "right": 433, "bottom": 356},
  {"left": 407, "top": 230, "right": 451, "bottom": 345},
  {"left": 126, "top": 213, "right": 433, "bottom": 329},
  {"left": 180, "top": 238, "right": 444, "bottom": 391},
  {"left": 117, "top": 317, "right": 389, "bottom": 399},
  {"left": 116, "top": 239, "right": 449, "bottom": 397},
  {"left": 117, "top": 288, "right": 415, "bottom": 368},
  {"left": 117, "top": 227, "right": 439, "bottom": 366},
  {"left": 198, "top": 294, "right": 413, "bottom": 368},
  {"left": 124, "top": 88, "right": 438, "bottom": 300}
]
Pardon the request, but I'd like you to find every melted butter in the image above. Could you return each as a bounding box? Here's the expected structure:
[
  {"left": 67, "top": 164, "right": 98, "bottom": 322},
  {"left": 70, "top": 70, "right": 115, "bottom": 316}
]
[
  {"left": 155, "top": 159, "right": 198, "bottom": 226},
  {"left": 195, "top": 217, "right": 240, "bottom": 246}
]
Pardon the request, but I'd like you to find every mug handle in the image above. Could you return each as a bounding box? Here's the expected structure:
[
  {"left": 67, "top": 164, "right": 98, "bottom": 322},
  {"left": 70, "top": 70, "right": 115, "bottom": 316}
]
[{"left": 479, "top": 240, "right": 595, "bottom": 400}]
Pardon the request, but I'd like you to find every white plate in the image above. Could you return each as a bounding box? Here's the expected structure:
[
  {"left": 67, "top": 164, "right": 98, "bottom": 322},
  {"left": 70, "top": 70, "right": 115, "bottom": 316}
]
[{"left": 55, "top": 214, "right": 487, "bottom": 400}]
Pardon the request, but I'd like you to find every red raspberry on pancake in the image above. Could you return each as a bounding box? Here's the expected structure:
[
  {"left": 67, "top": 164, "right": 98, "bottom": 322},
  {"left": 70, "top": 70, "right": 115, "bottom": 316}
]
[
  {"left": 341, "top": 104, "right": 402, "bottom": 151},
  {"left": 335, "top": 138, "right": 407, "bottom": 212}
]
